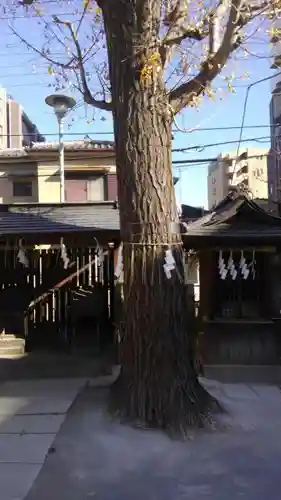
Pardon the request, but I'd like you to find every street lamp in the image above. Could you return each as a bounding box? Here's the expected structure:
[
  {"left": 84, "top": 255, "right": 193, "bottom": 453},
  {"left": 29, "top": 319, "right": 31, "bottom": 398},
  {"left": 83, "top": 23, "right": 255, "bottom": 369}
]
[{"left": 45, "top": 94, "right": 76, "bottom": 202}]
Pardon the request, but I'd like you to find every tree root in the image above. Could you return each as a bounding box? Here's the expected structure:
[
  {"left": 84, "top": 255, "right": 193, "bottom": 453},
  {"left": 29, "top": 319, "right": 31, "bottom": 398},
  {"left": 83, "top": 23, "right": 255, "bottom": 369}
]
[{"left": 108, "top": 371, "right": 225, "bottom": 439}]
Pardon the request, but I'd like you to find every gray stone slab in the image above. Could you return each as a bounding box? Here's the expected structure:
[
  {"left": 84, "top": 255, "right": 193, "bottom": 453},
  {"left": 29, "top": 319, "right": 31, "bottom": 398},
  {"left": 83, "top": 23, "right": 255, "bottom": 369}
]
[
  {"left": 16, "top": 399, "right": 74, "bottom": 416},
  {"left": 0, "top": 414, "right": 65, "bottom": 434},
  {"left": 0, "top": 379, "right": 87, "bottom": 400},
  {"left": 0, "top": 397, "right": 29, "bottom": 415},
  {"left": 0, "top": 433, "right": 55, "bottom": 463},
  {"left": 0, "top": 463, "right": 41, "bottom": 500},
  {"left": 223, "top": 383, "right": 258, "bottom": 400},
  {"left": 251, "top": 385, "right": 281, "bottom": 400},
  {"left": 25, "top": 386, "right": 281, "bottom": 500}
]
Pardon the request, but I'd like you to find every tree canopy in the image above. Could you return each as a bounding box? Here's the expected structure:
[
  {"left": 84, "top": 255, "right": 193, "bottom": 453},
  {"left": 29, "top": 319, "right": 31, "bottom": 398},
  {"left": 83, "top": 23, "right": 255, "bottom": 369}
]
[{"left": 5, "top": 0, "right": 281, "bottom": 117}]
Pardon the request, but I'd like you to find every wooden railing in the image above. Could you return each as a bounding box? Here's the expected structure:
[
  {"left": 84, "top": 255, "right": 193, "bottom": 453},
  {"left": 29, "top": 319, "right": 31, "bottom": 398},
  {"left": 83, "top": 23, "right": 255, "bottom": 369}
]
[
  {"left": 24, "top": 258, "right": 101, "bottom": 345},
  {"left": 28, "top": 260, "right": 94, "bottom": 309}
]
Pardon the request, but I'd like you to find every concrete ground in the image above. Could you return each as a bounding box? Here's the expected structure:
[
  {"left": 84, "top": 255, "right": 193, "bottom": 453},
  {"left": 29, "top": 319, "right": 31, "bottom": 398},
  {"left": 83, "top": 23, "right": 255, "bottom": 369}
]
[
  {"left": 24, "top": 379, "right": 281, "bottom": 500},
  {"left": 0, "top": 378, "right": 88, "bottom": 500}
]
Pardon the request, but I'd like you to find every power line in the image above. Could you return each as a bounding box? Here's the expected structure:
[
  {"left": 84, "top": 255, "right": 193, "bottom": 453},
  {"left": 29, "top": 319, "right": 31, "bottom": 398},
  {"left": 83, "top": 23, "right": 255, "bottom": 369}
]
[
  {"left": 0, "top": 152, "right": 272, "bottom": 175},
  {"left": 0, "top": 163, "right": 206, "bottom": 180},
  {"left": 0, "top": 12, "right": 85, "bottom": 20},
  {"left": 0, "top": 125, "right": 274, "bottom": 138},
  {"left": 172, "top": 124, "right": 272, "bottom": 132},
  {"left": 0, "top": 136, "right": 272, "bottom": 152},
  {"left": 232, "top": 71, "right": 281, "bottom": 180},
  {"left": 0, "top": 134, "right": 273, "bottom": 153},
  {"left": 172, "top": 135, "right": 271, "bottom": 153}
]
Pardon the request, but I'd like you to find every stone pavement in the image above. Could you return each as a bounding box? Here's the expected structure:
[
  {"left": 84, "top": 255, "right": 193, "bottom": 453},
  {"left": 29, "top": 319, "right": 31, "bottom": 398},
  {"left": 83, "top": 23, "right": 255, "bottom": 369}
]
[
  {"left": 0, "top": 378, "right": 87, "bottom": 500},
  {"left": 24, "top": 380, "right": 281, "bottom": 500}
]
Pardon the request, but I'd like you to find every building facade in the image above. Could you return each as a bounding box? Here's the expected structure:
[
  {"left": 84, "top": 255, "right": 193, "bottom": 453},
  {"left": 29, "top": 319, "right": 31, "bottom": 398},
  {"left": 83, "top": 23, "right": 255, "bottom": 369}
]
[
  {"left": 0, "top": 88, "right": 44, "bottom": 149},
  {"left": 207, "top": 148, "right": 269, "bottom": 209},
  {"left": 0, "top": 140, "right": 118, "bottom": 204},
  {"left": 268, "top": 20, "right": 281, "bottom": 211}
]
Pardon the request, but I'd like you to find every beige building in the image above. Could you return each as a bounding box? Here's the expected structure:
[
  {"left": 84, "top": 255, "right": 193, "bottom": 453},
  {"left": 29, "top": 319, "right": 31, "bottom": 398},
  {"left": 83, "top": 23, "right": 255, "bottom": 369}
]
[
  {"left": 207, "top": 148, "right": 269, "bottom": 209},
  {"left": 0, "top": 140, "right": 117, "bottom": 204},
  {"left": 0, "top": 87, "right": 44, "bottom": 149}
]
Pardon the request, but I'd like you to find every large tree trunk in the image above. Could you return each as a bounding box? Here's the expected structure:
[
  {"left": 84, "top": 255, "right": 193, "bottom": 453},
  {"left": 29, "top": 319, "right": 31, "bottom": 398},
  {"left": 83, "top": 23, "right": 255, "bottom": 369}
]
[{"left": 102, "top": 0, "right": 220, "bottom": 434}]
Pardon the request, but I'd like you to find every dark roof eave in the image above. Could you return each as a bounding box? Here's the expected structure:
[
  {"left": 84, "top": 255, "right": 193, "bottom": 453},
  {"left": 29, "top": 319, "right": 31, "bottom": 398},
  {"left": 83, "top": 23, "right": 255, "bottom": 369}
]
[{"left": 27, "top": 148, "right": 115, "bottom": 156}]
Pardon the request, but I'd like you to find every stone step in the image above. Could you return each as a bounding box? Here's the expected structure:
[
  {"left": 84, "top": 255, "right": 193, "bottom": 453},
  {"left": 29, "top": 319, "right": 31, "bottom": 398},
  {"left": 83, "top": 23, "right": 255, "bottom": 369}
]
[
  {"left": 0, "top": 338, "right": 25, "bottom": 347},
  {"left": 0, "top": 345, "right": 25, "bottom": 356},
  {"left": 0, "top": 335, "right": 25, "bottom": 343},
  {"left": 0, "top": 337, "right": 25, "bottom": 356}
]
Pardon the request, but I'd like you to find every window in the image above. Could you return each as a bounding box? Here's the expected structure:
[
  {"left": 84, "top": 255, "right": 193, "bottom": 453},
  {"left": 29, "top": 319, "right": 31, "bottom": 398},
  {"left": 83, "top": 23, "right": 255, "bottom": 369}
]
[
  {"left": 13, "top": 181, "right": 33, "bottom": 197},
  {"left": 87, "top": 176, "right": 105, "bottom": 201}
]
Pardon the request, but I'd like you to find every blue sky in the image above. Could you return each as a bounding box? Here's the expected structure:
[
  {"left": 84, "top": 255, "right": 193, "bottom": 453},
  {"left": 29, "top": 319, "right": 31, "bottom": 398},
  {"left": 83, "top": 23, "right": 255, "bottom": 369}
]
[{"left": 0, "top": 12, "right": 273, "bottom": 208}]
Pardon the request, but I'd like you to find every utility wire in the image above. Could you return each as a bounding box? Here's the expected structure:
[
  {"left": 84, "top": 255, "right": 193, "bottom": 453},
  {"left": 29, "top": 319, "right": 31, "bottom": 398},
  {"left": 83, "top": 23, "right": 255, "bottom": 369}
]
[
  {"left": 0, "top": 135, "right": 272, "bottom": 153},
  {"left": 0, "top": 126, "right": 275, "bottom": 138},
  {"left": 232, "top": 71, "right": 281, "bottom": 180},
  {"left": 172, "top": 136, "right": 271, "bottom": 153},
  {"left": 0, "top": 152, "right": 273, "bottom": 177}
]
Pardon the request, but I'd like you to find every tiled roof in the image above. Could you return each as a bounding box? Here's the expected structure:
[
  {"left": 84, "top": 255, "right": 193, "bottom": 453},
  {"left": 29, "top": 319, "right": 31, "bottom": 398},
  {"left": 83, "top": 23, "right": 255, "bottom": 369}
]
[
  {"left": 28, "top": 139, "right": 114, "bottom": 151},
  {"left": 181, "top": 204, "right": 208, "bottom": 221},
  {"left": 182, "top": 189, "right": 281, "bottom": 241},
  {"left": 0, "top": 139, "right": 115, "bottom": 159},
  {"left": 0, "top": 202, "right": 120, "bottom": 236},
  {"left": 0, "top": 148, "right": 27, "bottom": 157}
]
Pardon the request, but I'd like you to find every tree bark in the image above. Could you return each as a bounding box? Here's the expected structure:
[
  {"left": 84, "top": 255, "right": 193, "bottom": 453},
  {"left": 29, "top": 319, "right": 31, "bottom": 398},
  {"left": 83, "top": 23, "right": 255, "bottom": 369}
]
[{"left": 102, "top": 0, "right": 220, "bottom": 434}]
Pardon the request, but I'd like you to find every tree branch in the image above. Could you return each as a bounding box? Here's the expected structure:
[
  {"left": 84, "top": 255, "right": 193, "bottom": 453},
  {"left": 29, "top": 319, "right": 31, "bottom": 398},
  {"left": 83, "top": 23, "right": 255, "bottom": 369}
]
[
  {"left": 160, "top": 0, "right": 235, "bottom": 65},
  {"left": 169, "top": 0, "right": 246, "bottom": 114},
  {"left": 53, "top": 16, "right": 112, "bottom": 111},
  {"left": 160, "top": 1, "right": 210, "bottom": 64},
  {"left": 9, "top": 22, "right": 76, "bottom": 70}
]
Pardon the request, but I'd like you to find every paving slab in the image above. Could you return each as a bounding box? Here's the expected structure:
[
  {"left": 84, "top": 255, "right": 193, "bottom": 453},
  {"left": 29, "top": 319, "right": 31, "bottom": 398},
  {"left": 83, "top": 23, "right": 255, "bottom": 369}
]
[
  {"left": 223, "top": 383, "right": 258, "bottom": 400},
  {"left": 0, "top": 433, "right": 56, "bottom": 464},
  {"left": 0, "top": 397, "right": 30, "bottom": 415},
  {"left": 0, "top": 463, "right": 41, "bottom": 500},
  {"left": 0, "top": 414, "right": 65, "bottom": 434},
  {"left": 25, "top": 384, "right": 281, "bottom": 500},
  {"left": 251, "top": 384, "right": 281, "bottom": 400},
  {"left": 0, "top": 378, "right": 87, "bottom": 399},
  {"left": 0, "top": 378, "right": 86, "bottom": 500},
  {"left": 15, "top": 399, "right": 75, "bottom": 416}
]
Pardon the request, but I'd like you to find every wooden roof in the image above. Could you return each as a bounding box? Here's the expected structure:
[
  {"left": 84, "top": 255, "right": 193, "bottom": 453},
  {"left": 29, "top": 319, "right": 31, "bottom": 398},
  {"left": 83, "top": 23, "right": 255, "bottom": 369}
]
[
  {"left": 0, "top": 201, "right": 119, "bottom": 239},
  {"left": 181, "top": 188, "right": 281, "bottom": 246}
]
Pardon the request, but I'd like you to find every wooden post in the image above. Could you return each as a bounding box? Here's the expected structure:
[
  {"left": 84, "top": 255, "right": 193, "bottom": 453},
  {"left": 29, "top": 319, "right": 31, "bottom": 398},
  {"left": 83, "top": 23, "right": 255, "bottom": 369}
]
[{"left": 108, "top": 243, "right": 115, "bottom": 323}]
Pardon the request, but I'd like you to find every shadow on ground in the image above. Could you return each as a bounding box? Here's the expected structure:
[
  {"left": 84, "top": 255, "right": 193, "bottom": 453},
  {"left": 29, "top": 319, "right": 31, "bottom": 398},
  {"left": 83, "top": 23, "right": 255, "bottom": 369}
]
[
  {"left": 0, "top": 352, "right": 111, "bottom": 383},
  {"left": 25, "top": 382, "right": 281, "bottom": 500}
]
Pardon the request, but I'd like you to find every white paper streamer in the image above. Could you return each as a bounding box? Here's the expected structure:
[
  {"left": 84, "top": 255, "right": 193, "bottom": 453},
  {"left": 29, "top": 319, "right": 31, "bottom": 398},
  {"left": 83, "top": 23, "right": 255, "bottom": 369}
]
[
  {"left": 163, "top": 249, "right": 176, "bottom": 279},
  {"left": 17, "top": 239, "right": 29, "bottom": 268},
  {"left": 60, "top": 238, "right": 70, "bottom": 269},
  {"left": 115, "top": 243, "right": 123, "bottom": 279}
]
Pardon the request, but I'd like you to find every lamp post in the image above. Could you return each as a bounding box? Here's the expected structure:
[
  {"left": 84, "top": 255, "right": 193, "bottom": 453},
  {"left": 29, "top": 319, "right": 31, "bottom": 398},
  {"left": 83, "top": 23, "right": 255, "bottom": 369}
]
[{"left": 45, "top": 94, "right": 76, "bottom": 202}]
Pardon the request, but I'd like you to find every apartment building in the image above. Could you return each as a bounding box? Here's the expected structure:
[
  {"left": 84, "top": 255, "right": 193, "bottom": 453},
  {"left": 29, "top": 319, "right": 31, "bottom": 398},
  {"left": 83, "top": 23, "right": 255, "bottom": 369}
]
[
  {"left": 0, "top": 87, "right": 44, "bottom": 149},
  {"left": 207, "top": 148, "right": 269, "bottom": 209},
  {"left": 0, "top": 139, "right": 117, "bottom": 204},
  {"left": 268, "top": 19, "right": 281, "bottom": 211}
]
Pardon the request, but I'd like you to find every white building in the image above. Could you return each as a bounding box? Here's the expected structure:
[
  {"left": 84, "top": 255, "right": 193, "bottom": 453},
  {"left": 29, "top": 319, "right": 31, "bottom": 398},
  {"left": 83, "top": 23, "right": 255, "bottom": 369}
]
[{"left": 207, "top": 148, "right": 269, "bottom": 209}]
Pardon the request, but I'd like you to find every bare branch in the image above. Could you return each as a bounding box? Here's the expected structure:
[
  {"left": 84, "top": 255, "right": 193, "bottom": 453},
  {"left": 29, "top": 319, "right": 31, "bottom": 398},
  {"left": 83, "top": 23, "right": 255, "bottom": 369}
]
[
  {"left": 53, "top": 16, "right": 112, "bottom": 111},
  {"left": 163, "top": 1, "right": 209, "bottom": 44},
  {"left": 9, "top": 22, "right": 76, "bottom": 70},
  {"left": 169, "top": 0, "right": 249, "bottom": 114},
  {"left": 160, "top": 0, "right": 234, "bottom": 65},
  {"left": 160, "top": 1, "right": 210, "bottom": 64}
]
